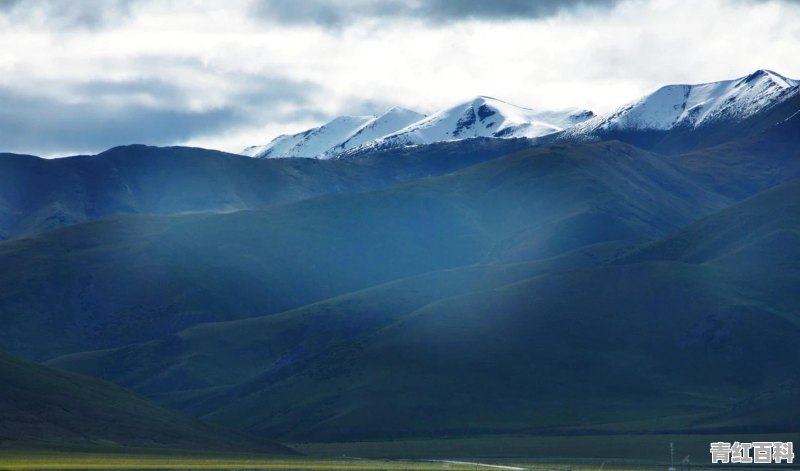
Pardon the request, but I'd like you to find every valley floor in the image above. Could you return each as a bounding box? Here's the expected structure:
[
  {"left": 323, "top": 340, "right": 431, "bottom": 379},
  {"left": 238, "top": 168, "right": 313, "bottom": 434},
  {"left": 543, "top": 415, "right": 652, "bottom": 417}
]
[
  {"left": 2, "top": 449, "right": 798, "bottom": 471},
  {"left": 0, "top": 452, "right": 480, "bottom": 471},
  {"left": 2, "top": 433, "right": 800, "bottom": 470}
]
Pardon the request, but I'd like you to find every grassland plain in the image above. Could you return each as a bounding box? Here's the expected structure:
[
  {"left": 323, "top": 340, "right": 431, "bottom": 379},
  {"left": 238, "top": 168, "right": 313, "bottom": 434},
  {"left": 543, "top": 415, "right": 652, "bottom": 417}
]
[
  {"left": 0, "top": 452, "right": 514, "bottom": 471},
  {"left": 2, "top": 446, "right": 799, "bottom": 471}
]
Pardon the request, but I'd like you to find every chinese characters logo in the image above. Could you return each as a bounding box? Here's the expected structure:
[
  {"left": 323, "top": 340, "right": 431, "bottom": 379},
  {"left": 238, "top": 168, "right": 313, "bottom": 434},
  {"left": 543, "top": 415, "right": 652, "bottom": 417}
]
[{"left": 710, "top": 442, "right": 794, "bottom": 464}]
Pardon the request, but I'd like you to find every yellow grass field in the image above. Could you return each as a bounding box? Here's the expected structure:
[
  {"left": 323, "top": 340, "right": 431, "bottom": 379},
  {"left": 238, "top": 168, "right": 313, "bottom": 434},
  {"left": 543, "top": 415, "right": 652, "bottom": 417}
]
[{"left": 0, "top": 452, "right": 493, "bottom": 471}]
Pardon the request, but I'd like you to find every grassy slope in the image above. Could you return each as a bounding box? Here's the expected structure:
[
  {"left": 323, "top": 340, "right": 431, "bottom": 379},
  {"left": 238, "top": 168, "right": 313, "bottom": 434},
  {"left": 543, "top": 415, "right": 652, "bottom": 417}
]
[
  {"left": 0, "top": 351, "right": 293, "bottom": 454},
  {"left": 46, "top": 176, "right": 800, "bottom": 441},
  {"left": 204, "top": 263, "right": 798, "bottom": 439},
  {"left": 621, "top": 179, "right": 800, "bottom": 265},
  {"left": 0, "top": 141, "right": 725, "bottom": 361},
  {"left": 6, "top": 142, "right": 798, "bottom": 443},
  {"left": 668, "top": 100, "right": 800, "bottom": 200},
  {"left": 194, "top": 180, "right": 800, "bottom": 439},
  {"left": 48, "top": 241, "right": 633, "bottom": 413}
]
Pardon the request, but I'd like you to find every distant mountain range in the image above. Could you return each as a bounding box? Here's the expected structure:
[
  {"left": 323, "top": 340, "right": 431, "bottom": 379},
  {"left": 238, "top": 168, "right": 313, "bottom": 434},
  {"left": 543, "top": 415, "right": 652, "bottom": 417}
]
[
  {"left": 0, "top": 139, "right": 533, "bottom": 239},
  {"left": 1, "top": 69, "right": 799, "bottom": 449},
  {"left": 243, "top": 96, "right": 593, "bottom": 159},
  {"left": 558, "top": 68, "right": 800, "bottom": 152},
  {"left": 570, "top": 69, "right": 797, "bottom": 134},
  {"left": 243, "top": 69, "right": 797, "bottom": 159},
  {"left": 242, "top": 107, "right": 426, "bottom": 159}
]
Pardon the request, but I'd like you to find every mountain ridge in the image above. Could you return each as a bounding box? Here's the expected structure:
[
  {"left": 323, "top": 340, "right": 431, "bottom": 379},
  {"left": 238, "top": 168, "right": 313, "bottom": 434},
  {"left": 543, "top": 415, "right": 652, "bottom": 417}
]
[
  {"left": 48, "top": 178, "right": 800, "bottom": 441},
  {"left": 0, "top": 138, "right": 534, "bottom": 239},
  {"left": 244, "top": 96, "right": 593, "bottom": 159},
  {"left": 242, "top": 69, "right": 798, "bottom": 159},
  {"left": 553, "top": 69, "right": 799, "bottom": 153},
  {"left": 243, "top": 107, "right": 427, "bottom": 159},
  {"left": 0, "top": 140, "right": 727, "bottom": 361}
]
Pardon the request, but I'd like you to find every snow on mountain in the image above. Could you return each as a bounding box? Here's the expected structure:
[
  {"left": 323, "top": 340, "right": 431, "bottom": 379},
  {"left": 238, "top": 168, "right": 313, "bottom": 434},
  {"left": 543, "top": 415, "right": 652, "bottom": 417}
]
[
  {"left": 243, "top": 108, "right": 425, "bottom": 160},
  {"left": 244, "top": 97, "right": 592, "bottom": 159},
  {"left": 323, "top": 107, "right": 426, "bottom": 157},
  {"left": 563, "top": 69, "right": 799, "bottom": 139},
  {"left": 243, "top": 115, "right": 375, "bottom": 159},
  {"left": 243, "top": 70, "right": 797, "bottom": 159},
  {"left": 347, "top": 96, "right": 593, "bottom": 156}
]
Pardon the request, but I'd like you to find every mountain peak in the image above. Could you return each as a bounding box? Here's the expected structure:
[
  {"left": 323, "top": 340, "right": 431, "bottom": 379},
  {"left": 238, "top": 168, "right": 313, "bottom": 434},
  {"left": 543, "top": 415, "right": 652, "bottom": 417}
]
[
  {"left": 242, "top": 115, "right": 374, "bottom": 159},
  {"left": 467, "top": 95, "right": 519, "bottom": 109},
  {"left": 378, "top": 106, "right": 426, "bottom": 121},
  {"left": 748, "top": 68, "right": 775, "bottom": 78},
  {"left": 246, "top": 97, "right": 593, "bottom": 159},
  {"left": 384, "top": 105, "right": 420, "bottom": 114},
  {"left": 565, "top": 69, "right": 799, "bottom": 136},
  {"left": 740, "top": 69, "right": 797, "bottom": 89},
  {"left": 245, "top": 70, "right": 798, "bottom": 160},
  {"left": 345, "top": 97, "right": 593, "bottom": 154},
  {"left": 320, "top": 107, "right": 427, "bottom": 157},
  {"left": 471, "top": 95, "right": 500, "bottom": 103}
]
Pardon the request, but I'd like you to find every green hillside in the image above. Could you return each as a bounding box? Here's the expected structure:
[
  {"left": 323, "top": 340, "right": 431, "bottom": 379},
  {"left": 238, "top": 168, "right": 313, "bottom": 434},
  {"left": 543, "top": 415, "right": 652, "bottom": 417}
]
[
  {"left": 0, "top": 351, "right": 294, "bottom": 453},
  {"left": 0, "top": 141, "right": 725, "bottom": 361},
  {"left": 199, "top": 179, "right": 800, "bottom": 439},
  {"left": 49, "top": 241, "right": 632, "bottom": 414},
  {"left": 3, "top": 141, "right": 797, "bottom": 442},
  {"left": 52, "top": 180, "right": 800, "bottom": 440}
]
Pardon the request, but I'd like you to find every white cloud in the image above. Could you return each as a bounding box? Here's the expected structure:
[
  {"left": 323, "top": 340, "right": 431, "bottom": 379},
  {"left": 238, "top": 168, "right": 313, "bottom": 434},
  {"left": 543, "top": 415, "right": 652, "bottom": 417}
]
[{"left": 1, "top": 0, "right": 799, "bottom": 156}]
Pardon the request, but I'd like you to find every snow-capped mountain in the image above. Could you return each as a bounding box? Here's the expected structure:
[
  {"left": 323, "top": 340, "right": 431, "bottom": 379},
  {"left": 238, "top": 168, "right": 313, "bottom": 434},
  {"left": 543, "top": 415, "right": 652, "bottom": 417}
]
[
  {"left": 243, "top": 108, "right": 425, "bottom": 159},
  {"left": 563, "top": 69, "right": 799, "bottom": 140},
  {"left": 327, "top": 107, "right": 426, "bottom": 157},
  {"left": 244, "top": 97, "right": 593, "bottom": 159},
  {"left": 346, "top": 96, "right": 593, "bottom": 156},
  {"left": 242, "top": 115, "right": 375, "bottom": 159},
  {"left": 244, "top": 70, "right": 798, "bottom": 159}
]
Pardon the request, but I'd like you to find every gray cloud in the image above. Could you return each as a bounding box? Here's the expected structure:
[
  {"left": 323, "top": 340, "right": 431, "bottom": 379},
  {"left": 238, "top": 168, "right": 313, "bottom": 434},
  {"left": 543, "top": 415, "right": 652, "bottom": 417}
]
[
  {"left": 73, "top": 79, "right": 185, "bottom": 101},
  {"left": 0, "top": 88, "right": 238, "bottom": 156},
  {"left": 249, "top": 0, "right": 626, "bottom": 27},
  {"left": 0, "top": 74, "right": 321, "bottom": 156},
  {"left": 418, "top": 0, "right": 623, "bottom": 22},
  {"left": 0, "top": 0, "right": 134, "bottom": 30},
  {"left": 3, "top": 0, "right": 798, "bottom": 31}
]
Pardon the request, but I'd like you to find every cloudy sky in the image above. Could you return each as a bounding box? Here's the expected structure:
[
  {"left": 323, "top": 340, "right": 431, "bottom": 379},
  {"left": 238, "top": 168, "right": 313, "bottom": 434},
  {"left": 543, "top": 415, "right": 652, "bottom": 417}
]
[{"left": 1, "top": 0, "right": 799, "bottom": 156}]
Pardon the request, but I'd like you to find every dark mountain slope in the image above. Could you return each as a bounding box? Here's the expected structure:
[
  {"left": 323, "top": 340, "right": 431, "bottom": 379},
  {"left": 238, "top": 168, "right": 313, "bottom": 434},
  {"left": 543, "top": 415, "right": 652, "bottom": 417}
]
[
  {"left": 669, "top": 95, "right": 800, "bottom": 199},
  {"left": 0, "top": 138, "right": 533, "bottom": 239},
  {"left": 622, "top": 178, "right": 800, "bottom": 266},
  {"left": 656, "top": 82, "right": 800, "bottom": 153},
  {"left": 203, "top": 262, "right": 798, "bottom": 440},
  {"left": 619, "top": 178, "right": 800, "bottom": 320},
  {"left": 48, "top": 241, "right": 633, "bottom": 415},
  {"left": 0, "top": 142, "right": 726, "bottom": 361},
  {"left": 0, "top": 351, "right": 293, "bottom": 453},
  {"left": 427, "top": 140, "right": 729, "bottom": 261},
  {"left": 197, "top": 179, "right": 800, "bottom": 439},
  {"left": 52, "top": 180, "right": 800, "bottom": 441}
]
